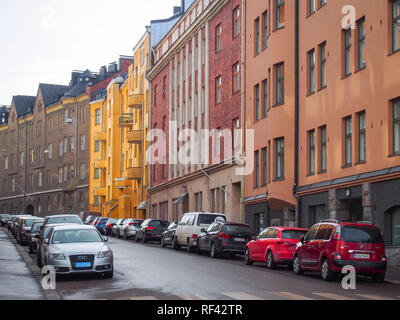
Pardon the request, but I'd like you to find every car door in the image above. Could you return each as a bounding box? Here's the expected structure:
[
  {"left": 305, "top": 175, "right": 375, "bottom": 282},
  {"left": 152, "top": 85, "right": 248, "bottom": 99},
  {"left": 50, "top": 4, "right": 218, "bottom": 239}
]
[
  {"left": 177, "top": 215, "right": 188, "bottom": 245},
  {"left": 313, "top": 224, "right": 334, "bottom": 267},
  {"left": 251, "top": 229, "right": 268, "bottom": 260},
  {"left": 300, "top": 224, "right": 320, "bottom": 268},
  {"left": 200, "top": 223, "right": 216, "bottom": 251}
]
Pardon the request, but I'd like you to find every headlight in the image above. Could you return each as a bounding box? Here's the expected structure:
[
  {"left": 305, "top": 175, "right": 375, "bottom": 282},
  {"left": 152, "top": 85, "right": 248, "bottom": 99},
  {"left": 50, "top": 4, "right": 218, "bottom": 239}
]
[
  {"left": 98, "top": 247, "right": 112, "bottom": 258},
  {"left": 50, "top": 253, "right": 66, "bottom": 260}
]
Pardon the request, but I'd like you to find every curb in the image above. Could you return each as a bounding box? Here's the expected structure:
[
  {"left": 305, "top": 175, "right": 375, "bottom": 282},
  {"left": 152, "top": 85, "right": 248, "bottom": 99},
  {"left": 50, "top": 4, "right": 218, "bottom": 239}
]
[
  {"left": 386, "top": 279, "right": 400, "bottom": 286},
  {"left": 4, "top": 228, "right": 62, "bottom": 300}
]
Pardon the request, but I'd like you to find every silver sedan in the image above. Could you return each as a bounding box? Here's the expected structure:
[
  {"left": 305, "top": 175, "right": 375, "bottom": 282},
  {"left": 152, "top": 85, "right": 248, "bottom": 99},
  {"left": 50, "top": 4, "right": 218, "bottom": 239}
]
[{"left": 42, "top": 225, "right": 113, "bottom": 278}]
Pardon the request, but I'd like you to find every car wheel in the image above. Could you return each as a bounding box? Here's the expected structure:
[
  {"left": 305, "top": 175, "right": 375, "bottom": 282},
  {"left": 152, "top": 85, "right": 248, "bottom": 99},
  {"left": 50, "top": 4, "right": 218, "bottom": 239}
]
[
  {"left": 229, "top": 253, "right": 236, "bottom": 259},
  {"left": 161, "top": 237, "right": 167, "bottom": 248},
  {"left": 372, "top": 273, "right": 385, "bottom": 283},
  {"left": 104, "top": 269, "right": 114, "bottom": 279},
  {"left": 124, "top": 231, "right": 128, "bottom": 240},
  {"left": 266, "top": 251, "right": 277, "bottom": 270},
  {"left": 321, "top": 258, "right": 336, "bottom": 281},
  {"left": 187, "top": 240, "right": 194, "bottom": 253},
  {"left": 143, "top": 235, "right": 147, "bottom": 243},
  {"left": 245, "top": 248, "right": 253, "bottom": 265},
  {"left": 210, "top": 243, "right": 218, "bottom": 259},
  {"left": 293, "top": 255, "right": 304, "bottom": 275},
  {"left": 29, "top": 246, "right": 33, "bottom": 254},
  {"left": 172, "top": 237, "right": 180, "bottom": 250}
]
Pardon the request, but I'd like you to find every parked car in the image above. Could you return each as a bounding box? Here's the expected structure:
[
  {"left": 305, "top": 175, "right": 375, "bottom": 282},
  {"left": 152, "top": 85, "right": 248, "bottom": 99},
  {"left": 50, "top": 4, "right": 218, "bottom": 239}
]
[
  {"left": 245, "top": 227, "right": 308, "bottom": 269},
  {"left": 40, "top": 225, "right": 113, "bottom": 278},
  {"left": 160, "top": 221, "right": 179, "bottom": 248},
  {"left": 12, "top": 215, "right": 33, "bottom": 237},
  {"left": 102, "top": 218, "right": 117, "bottom": 236},
  {"left": 115, "top": 219, "right": 127, "bottom": 238},
  {"left": 16, "top": 217, "right": 44, "bottom": 245},
  {"left": 293, "top": 220, "right": 387, "bottom": 282},
  {"left": 93, "top": 217, "right": 109, "bottom": 234},
  {"left": 84, "top": 215, "right": 94, "bottom": 224},
  {"left": 7, "top": 215, "right": 18, "bottom": 231},
  {"left": 28, "top": 221, "right": 44, "bottom": 254},
  {"left": 135, "top": 219, "right": 169, "bottom": 243},
  {"left": 41, "top": 214, "right": 84, "bottom": 232},
  {"left": 120, "top": 219, "right": 143, "bottom": 239},
  {"left": 198, "top": 222, "right": 255, "bottom": 258},
  {"left": 174, "top": 212, "right": 227, "bottom": 252},
  {"left": 111, "top": 219, "right": 124, "bottom": 237},
  {"left": 0, "top": 214, "right": 11, "bottom": 227}
]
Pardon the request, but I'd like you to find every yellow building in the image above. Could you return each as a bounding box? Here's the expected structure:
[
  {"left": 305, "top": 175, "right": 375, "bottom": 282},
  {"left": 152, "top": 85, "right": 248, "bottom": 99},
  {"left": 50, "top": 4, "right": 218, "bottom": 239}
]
[{"left": 89, "top": 28, "right": 150, "bottom": 219}]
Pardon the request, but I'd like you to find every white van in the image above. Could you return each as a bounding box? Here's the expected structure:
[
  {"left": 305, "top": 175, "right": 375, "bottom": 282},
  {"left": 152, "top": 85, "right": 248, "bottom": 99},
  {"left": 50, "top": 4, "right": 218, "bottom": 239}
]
[{"left": 173, "top": 212, "right": 226, "bottom": 252}]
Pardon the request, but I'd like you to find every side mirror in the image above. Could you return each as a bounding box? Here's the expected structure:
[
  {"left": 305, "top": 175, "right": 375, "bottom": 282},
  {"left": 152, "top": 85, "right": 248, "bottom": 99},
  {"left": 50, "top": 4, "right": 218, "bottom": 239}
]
[
  {"left": 201, "top": 228, "right": 206, "bottom": 233},
  {"left": 103, "top": 236, "right": 109, "bottom": 242},
  {"left": 299, "top": 236, "right": 305, "bottom": 244},
  {"left": 44, "top": 239, "right": 49, "bottom": 245}
]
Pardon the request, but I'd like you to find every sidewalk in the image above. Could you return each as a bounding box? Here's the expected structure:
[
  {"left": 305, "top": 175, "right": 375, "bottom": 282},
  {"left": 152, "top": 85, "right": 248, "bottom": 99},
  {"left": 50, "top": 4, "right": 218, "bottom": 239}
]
[
  {"left": 0, "top": 229, "right": 45, "bottom": 300},
  {"left": 386, "top": 265, "right": 400, "bottom": 285}
]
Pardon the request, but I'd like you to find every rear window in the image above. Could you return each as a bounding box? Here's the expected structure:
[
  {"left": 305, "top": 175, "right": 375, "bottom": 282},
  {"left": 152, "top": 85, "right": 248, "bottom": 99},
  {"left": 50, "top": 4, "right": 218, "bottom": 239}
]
[
  {"left": 281, "top": 230, "right": 308, "bottom": 240},
  {"left": 31, "top": 223, "right": 43, "bottom": 232},
  {"left": 25, "top": 219, "right": 43, "bottom": 227},
  {"left": 197, "top": 214, "right": 226, "bottom": 226},
  {"left": 223, "top": 225, "right": 251, "bottom": 233},
  {"left": 149, "top": 220, "right": 169, "bottom": 228},
  {"left": 47, "top": 216, "right": 83, "bottom": 225},
  {"left": 341, "top": 226, "right": 382, "bottom": 244}
]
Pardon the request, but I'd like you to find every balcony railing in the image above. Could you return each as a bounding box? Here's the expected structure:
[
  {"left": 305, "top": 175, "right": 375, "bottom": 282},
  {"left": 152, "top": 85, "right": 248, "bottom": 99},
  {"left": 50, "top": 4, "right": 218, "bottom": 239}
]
[
  {"left": 95, "top": 132, "right": 107, "bottom": 141},
  {"left": 114, "top": 179, "right": 132, "bottom": 189},
  {"left": 126, "top": 167, "right": 142, "bottom": 180},
  {"left": 126, "top": 130, "right": 142, "bottom": 144},
  {"left": 119, "top": 113, "right": 133, "bottom": 128},
  {"left": 128, "top": 93, "right": 144, "bottom": 109}
]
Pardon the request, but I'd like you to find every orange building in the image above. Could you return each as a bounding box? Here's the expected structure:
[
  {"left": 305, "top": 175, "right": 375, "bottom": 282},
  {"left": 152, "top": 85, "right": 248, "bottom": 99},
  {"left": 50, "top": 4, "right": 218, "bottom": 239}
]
[{"left": 245, "top": 0, "right": 400, "bottom": 264}]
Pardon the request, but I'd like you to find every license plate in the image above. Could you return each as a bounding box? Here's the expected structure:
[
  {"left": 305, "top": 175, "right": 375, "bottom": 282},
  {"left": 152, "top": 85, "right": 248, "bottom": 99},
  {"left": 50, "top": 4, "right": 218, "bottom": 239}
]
[
  {"left": 235, "top": 238, "right": 246, "bottom": 242},
  {"left": 354, "top": 254, "right": 370, "bottom": 259},
  {"left": 75, "top": 262, "right": 92, "bottom": 268}
]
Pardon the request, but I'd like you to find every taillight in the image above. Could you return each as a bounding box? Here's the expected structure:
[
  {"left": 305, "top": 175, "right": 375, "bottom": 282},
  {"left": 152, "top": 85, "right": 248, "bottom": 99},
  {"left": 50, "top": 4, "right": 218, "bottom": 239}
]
[
  {"left": 146, "top": 227, "right": 155, "bottom": 231},
  {"left": 107, "top": 224, "right": 113, "bottom": 228},
  {"left": 382, "top": 256, "right": 388, "bottom": 262},
  {"left": 129, "top": 223, "right": 134, "bottom": 226},
  {"left": 192, "top": 234, "right": 198, "bottom": 239},
  {"left": 334, "top": 233, "right": 341, "bottom": 240},
  {"left": 219, "top": 233, "right": 231, "bottom": 239}
]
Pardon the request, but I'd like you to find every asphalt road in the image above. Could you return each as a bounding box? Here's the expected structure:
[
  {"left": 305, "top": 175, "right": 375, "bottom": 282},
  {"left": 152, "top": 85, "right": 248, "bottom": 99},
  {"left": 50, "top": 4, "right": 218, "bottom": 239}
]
[{"left": 20, "top": 235, "right": 400, "bottom": 301}]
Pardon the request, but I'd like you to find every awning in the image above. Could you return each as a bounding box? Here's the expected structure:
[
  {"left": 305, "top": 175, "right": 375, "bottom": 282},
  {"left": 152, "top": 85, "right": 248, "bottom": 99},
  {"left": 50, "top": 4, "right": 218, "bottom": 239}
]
[
  {"left": 137, "top": 202, "right": 148, "bottom": 210},
  {"left": 173, "top": 192, "right": 188, "bottom": 205}
]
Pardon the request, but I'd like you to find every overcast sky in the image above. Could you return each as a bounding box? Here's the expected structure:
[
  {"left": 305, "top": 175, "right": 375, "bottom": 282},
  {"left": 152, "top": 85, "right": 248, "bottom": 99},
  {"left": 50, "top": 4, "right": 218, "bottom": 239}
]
[{"left": 0, "top": 0, "right": 181, "bottom": 105}]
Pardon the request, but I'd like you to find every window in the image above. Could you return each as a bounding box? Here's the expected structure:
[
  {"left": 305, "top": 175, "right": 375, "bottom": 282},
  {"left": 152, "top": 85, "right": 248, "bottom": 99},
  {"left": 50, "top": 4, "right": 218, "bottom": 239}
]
[
  {"left": 4, "top": 156, "right": 8, "bottom": 170},
  {"left": 95, "top": 109, "right": 101, "bottom": 125},
  {"left": 38, "top": 171, "right": 43, "bottom": 187},
  {"left": 393, "top": 0, "right": 400, "bottom": 52},
  {"left": 254, "top": 150, "right": 260, "bottom": 188},
  {"left": 58, "top": 168, "right": 63, "bottom": 184},
  {"left": 70, "top": 165, "right": 74, "bottom": 178},
  {"left": 59, "top": 141, "right": 63, "bottom": 156},
  {"left": 357, "top": 18, "right": 366, "bottom": 70},
  {"left": 393, "top": 99, "right": 400, "bottom": 154},
  {"left": 320, "top": 126, "right": 327, "bottom": 172},
  {"left": 309, "top": 0, "right": 316, "bottom": 15},
  {"left": 215, "top": 76, "right": 222, "bottom": 104},
  {"left": 344, "top": 28, "right": 352, "bottom": 77},
  {"left": 153, "top": 85, "right": 158, "bottom": 107},
  {"left": 275, "top": 138, "right": 284, "bottom": 179},
  {"left": 275, "top": 63, "right": 284, "bottom": 105},
  {"left": 195, "top": 192, "right": 202, "bottom": 211},
  {"left": 319, "top": 42, "right": 327, "bottom": 89},
  {"left": 358, "top": 111, "right": 366, "bottom": 162},
  {"left": 216, "top": 24, "right": 222, "bottom": 52},
  {"left": 63, "top": 166, "right": 68, "bottom": 181},
  {"left": 320, "top": 0, "right": 327, "bottom": 7},
  {"left": 211, "top": 189, "right": 218, "bottom": 212},
  {"left": 20, "top": 152, "right": 24, "bottom": 166},
  {"left": 254, "top": 17, "right": 260, "bottom": 55},
  {"left": 80, "top": 135, "right": 86, "bottom": 151},
  {"left": 30, "top": 149, "right": 34, "bottom": 163},
  {"left": 48, "top": 144, "right": 53, "bottom": 159},
  {"left": 254, "top": 83, "right": 260, "bottom": 121},
  {"left": 308, "top": 49, "right": 316, "bottom": 94},
  {"left": 46, "top": 170, "right": 51, "bottom": 185},
  {"left": 233, "top": 7, "right": 240, "bottom": 38},
  {"left": 70, "top": 137, "right": 75, "bottom": 153},
  {"left": 11, "top": 177, "right": 15, "bottom": 192},
  {"left": 95, "top": 141, "right": 100, "bottom": 152},
  {"left": 233, "top": 62, "right": 240, "bottom": 93},
  {"left": 80, "top": 163, "right": 85, "bottom": 180},
  {"left": 262, "top": 79, "right": 268, "bottom": 118},
  {"left": 94, "top": 168, "right": 99, "bottom": 179},
  {"left": 308, "top": 130, "right": 315, "bottom": 175},
  {"left": 315, "top": 224, "right": 334, "bottom": 240},
  {"left": 163, "top": 75, "right": 167, "bottom": 99},
  {"left": 344, "top": 117, "right": 352, "bottom": 166},
  {"left": 262, "top": 11, "right": 268, "bottom": 50},
  {"left": 63, "top": 137, "right": 68, "bottom": 153},
  {"left": 262, "top": 147, "right": 268, "bottom": 186},
  {"left": 387, "top": 208, "right": 400, "bottom": 245},
  {"left": 275, "top": 0, "right": 285, "bottom": 30}
]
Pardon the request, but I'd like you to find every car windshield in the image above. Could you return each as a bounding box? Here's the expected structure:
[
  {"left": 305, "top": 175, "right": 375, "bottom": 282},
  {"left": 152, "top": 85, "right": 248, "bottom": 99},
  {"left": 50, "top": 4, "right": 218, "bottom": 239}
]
[
  {"left": 281, "top": 230, "right": 308, "bottom": 239},
  {"left": 51, "top": 229, "right": 103, "bottom": 244},
  {"left": 341, "top": 226, "right": 382, "bottom": 244},
  {"left": 149, "top": 220, "right": 169, "bottom": 228},
  {"left": 223, "top": 225, "right": 252, "bottom": 233},
  {"left": 47, "top": 216, "right": 83, "bottom": 225},
  {"left": 197, "top": 215, "right": 226, "bottom": 226},
  {"left": 25, "top": 219, "right": 43, "bottom": 227},
  {"left": 31, "top": 223, "right": 43, "bottom": 232}
]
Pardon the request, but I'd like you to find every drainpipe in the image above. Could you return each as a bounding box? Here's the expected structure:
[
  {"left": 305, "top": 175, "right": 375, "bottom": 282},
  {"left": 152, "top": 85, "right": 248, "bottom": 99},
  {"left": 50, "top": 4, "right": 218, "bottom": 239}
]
[
  {"left": 22, "top": 117, "right": 28, "bottom": 213},
  {"left": 74, "top": 99, "right": 79, "bottom": 215},
  {"left": 120, "top": 90, "right": 123, "bottom": 178},
  {"left": 294, "top": 0, "right": 301, "bottom": 227},
  {"left": 240, "top": 0, "right": 246, "bottom": 224}
]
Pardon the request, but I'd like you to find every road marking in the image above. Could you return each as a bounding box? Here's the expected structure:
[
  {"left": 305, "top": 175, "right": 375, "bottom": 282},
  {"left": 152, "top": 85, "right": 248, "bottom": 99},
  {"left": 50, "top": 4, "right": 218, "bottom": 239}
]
[
  {"left": 354, "top": 294, "right": 396, "bottom": 300},
  {"left": 177, "top": 294, "right": 208, "bottom": 300},
  {"left": 312, "top": 293, "right": 355, "bottom": 300},
  {"left": 129, "top": 296, "right": 158, "bottom": 300},
  {"left": 222, "top": 292, "right": 264, "bottom": 300},
  {"left": 269, "top": 292, "right": 315, "bottom": 300}
]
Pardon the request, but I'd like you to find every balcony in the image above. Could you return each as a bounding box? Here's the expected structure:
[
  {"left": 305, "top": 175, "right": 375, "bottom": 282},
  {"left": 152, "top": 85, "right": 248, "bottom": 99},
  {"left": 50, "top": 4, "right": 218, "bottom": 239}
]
[
  {"left": 114, "top": 179, "right": 132, "bottom": 189},
  {"left": 119, "top": 113, "right": 133, "bottom": 128},
  {"left": 128, "top": 93, "right": 144, "bottom": 109},
  {"left": 126, "top": 130, "right": 142, "bottom": 144},
  {"left": 63, "top": 181, "right": 75, "bottom": 193},
  {"left": 95, "top": 159, "right": 107, "bottom": 169},
  {"left": 95, "top": 188, "right": 107, "bottom": 197},
  {"left": 126, "top": 167, "right": 142, "bottom": 180},
  {"left": 95, "top": 132, "right": 107, "bottom": 141}
]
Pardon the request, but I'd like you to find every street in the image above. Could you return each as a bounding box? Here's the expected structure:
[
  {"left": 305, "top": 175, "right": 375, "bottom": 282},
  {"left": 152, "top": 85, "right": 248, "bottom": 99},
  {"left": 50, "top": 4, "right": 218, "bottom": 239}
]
[{"left": 3, "top": 228, "right": 399, "bottom": 301}]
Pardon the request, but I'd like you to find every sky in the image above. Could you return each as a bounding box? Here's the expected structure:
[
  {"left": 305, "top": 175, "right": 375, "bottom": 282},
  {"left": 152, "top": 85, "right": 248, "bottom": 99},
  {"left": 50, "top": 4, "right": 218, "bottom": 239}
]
[{"left": 0, "top": 0, "right": 182, "bottom": 105}]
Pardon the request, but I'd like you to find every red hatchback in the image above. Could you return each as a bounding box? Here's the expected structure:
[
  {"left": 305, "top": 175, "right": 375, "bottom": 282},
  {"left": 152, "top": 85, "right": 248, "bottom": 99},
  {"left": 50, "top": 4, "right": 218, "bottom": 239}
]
[
  {"left": 245, "top": 227, "right": 308, "bottom": 269},
  {"left": 293, "top": 220, "right": 387, "bottom": 282}
]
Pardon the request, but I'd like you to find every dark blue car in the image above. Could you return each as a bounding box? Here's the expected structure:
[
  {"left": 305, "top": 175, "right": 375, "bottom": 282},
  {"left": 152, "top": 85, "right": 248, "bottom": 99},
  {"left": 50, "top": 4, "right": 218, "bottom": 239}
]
[{"left": 94, "top": 218, "right": 109, "bottom": 234}]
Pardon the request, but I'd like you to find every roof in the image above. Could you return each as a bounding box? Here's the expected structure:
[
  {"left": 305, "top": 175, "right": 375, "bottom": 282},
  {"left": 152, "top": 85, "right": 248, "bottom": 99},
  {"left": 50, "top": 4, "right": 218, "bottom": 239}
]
[
  {"left": 12, "top": 96, "right": 36, "bottom": 118},
  {"left": 51, "top": 225, "right": 97, "bottom": 231},
  {"left": 39, "top": 83, "right": 69, "bottom": 107},
  {"left": 90, "top": 88, "right": 107, "bottom": 102},
  {"left": 64, "top": 82, "right": 87, "bottom": 98}
]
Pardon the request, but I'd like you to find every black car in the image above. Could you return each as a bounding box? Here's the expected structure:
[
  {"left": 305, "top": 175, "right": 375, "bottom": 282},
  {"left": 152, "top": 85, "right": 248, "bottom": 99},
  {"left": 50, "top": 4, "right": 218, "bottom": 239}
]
[
  {"left": 102, "top": 218, "right": 117, "bottom": 236},
  {"left": 160, "top": 221, "right": 179, "bottom": 248},
  {"left": 197, "top": 222, "right": 255, "bottom": 258},
  {"left": 136, "top": 219, "right": 169, "bottom": 243},
  {"left": 17, "top": 217, "right": 44, "bottom": 245},
  {"left": 28, "top": 221, "right": 44, "bottom": 254},
  {"left": 0, "top": 214, "right": 11, "bottom": 227}
]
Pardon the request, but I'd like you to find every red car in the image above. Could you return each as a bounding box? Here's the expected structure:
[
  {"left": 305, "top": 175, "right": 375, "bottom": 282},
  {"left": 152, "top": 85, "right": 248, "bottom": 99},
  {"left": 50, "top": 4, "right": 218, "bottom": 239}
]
[
  {"left": 245, "top": 227, "right": 308, "bottom": 269},
  {"left": 293, "top": 220, "right": 387, "bottom": 282}
]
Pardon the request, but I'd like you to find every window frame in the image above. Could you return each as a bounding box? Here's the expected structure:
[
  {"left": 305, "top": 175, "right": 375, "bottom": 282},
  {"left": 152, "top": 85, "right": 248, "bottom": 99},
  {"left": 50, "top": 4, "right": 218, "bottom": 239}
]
[
  {"left": 319, "top": 125, "right": 327, "bottom": 173},
  {"left": 393, "top": 99, "right": 400, "bottom": 155},
  {"left": 358, "top": 111, "right": 366, "bottom": 163},
  {"left": 357, "top": 17, "right": 366, "bottom": 71},
  {"left": 344, "top": 116, "right": 353, "bottom": 167},
  {"left": 308, "top": 130, "right": 316, "bottom": 175},
  {"left": 392, "top": 0, "right": 400, "bottom": 53},
  {"left": 275, "top": 63, "right": 285, "bottom": 105},
  {"left": 319, "top": 42, "right": 327, "bottom": 89},
  {"left": 275, "top": 138, "right": 285, "bottom": 180},
  {"left": 344, "top": 28, "right": 352, "bottom": 77}
]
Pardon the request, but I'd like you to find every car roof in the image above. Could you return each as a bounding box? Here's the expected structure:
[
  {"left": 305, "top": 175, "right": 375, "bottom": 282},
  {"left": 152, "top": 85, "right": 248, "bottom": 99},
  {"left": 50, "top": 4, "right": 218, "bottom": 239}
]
[
  {"left": 269, "top": 227, "right": 309, "bottom": 231},
  {"left": 51, "top": 225, "right": 97, "bottom": 231},
  {"left": 44, "top": 223, "right": 80, "bottom": 229},
  {"left": 184, "top": 212, "right": 226, "bottom": 216},
  {"left": 46, "top": 214, "right": 80, "bottom": 218}
]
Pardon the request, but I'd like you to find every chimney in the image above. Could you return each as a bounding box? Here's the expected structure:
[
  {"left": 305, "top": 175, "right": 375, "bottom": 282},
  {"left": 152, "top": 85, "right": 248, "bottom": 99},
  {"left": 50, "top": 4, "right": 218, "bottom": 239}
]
[
  {"left": 100, "top": 66, "right": 107, "bottom": 78},
  {"left": 70, "top": 70, "right": 83, "bottom": 87}
]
